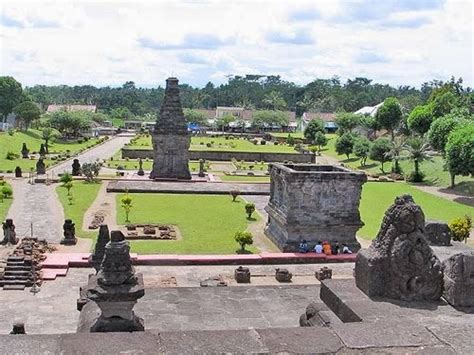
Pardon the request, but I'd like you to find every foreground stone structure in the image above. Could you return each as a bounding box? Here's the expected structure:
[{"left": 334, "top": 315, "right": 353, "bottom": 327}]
[
  {"left": 78, "top": 230, "right": 144, "bottom": 332},
  {"left": 443, "top": 251, "right": 474, "bottom": 307},
  {"left": 1, "top": 219, "right": 18, "bottom": 245},
  {"left": 355, "top": 195, "right": 443, "bottom": 301},
  {"left": 265, "top": 164, "right": 366, "bottom": 252},
  {"left": 60, "top": 219, "right": 77, "bottom": 245},
  {"left": 150, "top": 77, "right": 191, "bottom": 180},
  {"left": 89, "top": 225, "right": 110, "bottom": 273},
  {"left": 425, "top": 220, "right": 451, "bottom": 246}
]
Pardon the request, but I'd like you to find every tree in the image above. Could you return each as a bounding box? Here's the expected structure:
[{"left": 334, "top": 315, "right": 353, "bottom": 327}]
[
  {"left": 230, "top": 190, "right": 240, "bottom": 202},
  {"left": 403, "top": 137, "right": 434, "bottom": 182},
  {"left": 251, "top": 110, "right": 289, "bottom": 130},
  {"left": 41, "top": 127, "right": 59, "bottom": 154},
  {"left": 445, "top": 124, "right": 474, "bottom": 187},
  {"left": 335, "top": 112, "right": 360, "bottom": 135},
  {"left": 262, "top": 91, "right": 287, "bottom": 110},
  {"left": 359, "top": 115, "right": 380, "bottom": 139},
  {"left": 375, "top": 97, "right": 402, "bottom": 140},
  {"left": 428, "top": 110, "right": 470, "bottom": 153},
  {"left": 335, "top": 133, "right": 356, "bottom": 159},
  {"left": 81, "top": 162, "right": 101, "bottom": 182},
  {"left": 183, "top": 109, "right": 208, "bottom": 125},
  {"left": 353, "top": 137, "right": 371, "bottom": 166},
  {"left": 369, "top": 138, "right": 392, "bottom": 174},
  {"left": 110, "top": 107, "right": 134, "bottom": 120},
  {"left": 0, "top": 76, "right": 23, "bottom": 123},
  {"left": 245, "top": 202, "right": 256, "bottom": 219},
  {"left": 431, "top": 91, "right": 457, "bottom": 118},
  {"left": 59, "top": 172, "right": 73, "bottom": 185},
  {"left": 215, "top": 113, "right": 235, "bottom": 131},
  {"left": 46, "top": 110, "right": 92, "bottom": 138},
  {"left": 304, "top": 118, "right": 325, "bottom": 142},
  {"left": 385, "top": 136, "right": 406, "bottom": 174},
  {"left": 234, "top": 231, "right": 254, "bottom": 253},
  {"left": 13, "top": 101, "right": 41, "bottom": 130},
  {"left": 407, "top": 104, "right": 433, "bottom": 135},
  {"left": 121, "top": 193, "right": 133, "bottom": 223},
  {"left": 313, "top": 131, "right": 328, "bottom": 153}
]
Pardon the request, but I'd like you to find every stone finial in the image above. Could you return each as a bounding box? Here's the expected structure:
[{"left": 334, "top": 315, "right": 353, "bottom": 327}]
[
  {"left": 21, "top": 143, "right": 29, "bottom": 159},
  {"left": 355, "top": 194, "right": 443, "bottom": 301},
  {"left": 90, "top": 225, "right": 110, "bottom": 272},
  {"left": 36, "top": 158, "right": 46, "bottom": 175},
  {"left": 60, "top": 219, "right": 77, "bottom": 245},
  {"left": 10, "top": 322, "right": 26, "bottom": 334},
  {"left": 72, "top": 159, "right": 81, "bottom": 176},
  {"left": 97, "top": 231, "right": 135, "bottom": 286},
  {"left": 1, "top": 219, "right": 18, "bottom": 245}
]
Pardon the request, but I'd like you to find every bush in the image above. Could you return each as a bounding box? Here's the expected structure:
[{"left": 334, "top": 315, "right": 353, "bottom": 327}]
[
  {"left": 230, "top": 190, "right": 240, "bottom": 202},
  {"left": 260, "top": 140, "right": 266, "bottom": 145},
  {"left": 449, "top": 216, "right": 472, "bottom": 242},
  {"left": 335, "top": 133, "right": 356, "bottom": 159},
  {"left": 234, "top": 231, "right": 254, "bottom": 252},
  {"left": 405, "top": 171, "right": 425, "bottom": 183},
  {"left": 245, "top": 202, "right": 256, "bottom": 219},
  {"left": 1, "top": 185, "right": 13, "bottom": 199},
  {"left": 206, "top": 142, "right": 212, "bottom": 148},
  {"left": 7, "top": 128, "right": 14, "bottom": 136},
  {"left": 5, "top": 151, "right": 19, "bottom": 160}
]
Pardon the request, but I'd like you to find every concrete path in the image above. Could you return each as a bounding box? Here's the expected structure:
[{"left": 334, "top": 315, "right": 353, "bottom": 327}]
[
  {"left": 5, "top": 134, "right": 133, "bottom": 244},
  {"left": 48, "top": 134, "right": 132, "bottom": 176}
]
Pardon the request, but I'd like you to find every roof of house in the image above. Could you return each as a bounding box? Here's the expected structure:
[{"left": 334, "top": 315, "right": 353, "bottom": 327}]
[
  {"left": 354, "top": 102, "right": 383, "bottom": 117},
  {"left": 302, "top": 112, "right": 336, "bottom": 122},
  {"left": 194, "top": 109, "right": 216, "bottom": 119},
  {"left": 47, "top": 104, "right": 97, "bottom": 113}
]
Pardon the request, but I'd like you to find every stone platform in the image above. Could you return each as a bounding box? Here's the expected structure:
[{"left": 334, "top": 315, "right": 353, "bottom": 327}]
[{"left": 106, "top": 180, "right": 270, "bottom": 195}]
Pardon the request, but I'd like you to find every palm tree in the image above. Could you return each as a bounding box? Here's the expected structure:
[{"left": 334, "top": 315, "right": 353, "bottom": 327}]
[
  {"left": 403, "top": 137, "right": 434, "bottom": 182},
  {"left": 385, "top": 136, "right": 406, "bottom": 174},
  {"left": 263, "top": 91, "right": 287, "bottom": 110}
]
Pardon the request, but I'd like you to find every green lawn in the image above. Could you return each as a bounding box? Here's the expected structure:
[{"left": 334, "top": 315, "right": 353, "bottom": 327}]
[
  {"left": 127, "top": 135, "right": 298, "bottom": 153},
  {"left": 219, "top": 175, "right": 270, "bottom": 182},
  {"left": 56, "top": 180, "right": 102, "bottom": 239},
  {"left": 116, "top": 193, "right": 259, "bottom": 254},
  {"left": 107, "top": 159, "right": 201, "bottom": 172},
  {"left": 0, "top": 130, "right": 99, "bottom": 171},
  {"left": 322, "top": 134, "right": 473, "bottom": 195},
  {"left": 359, "top": 182, "right": 473, "bottom": 240},
  {"left": 270, "top": 132, "right": 305, "bottom": 139},
  {"left": 0, "top": 182, "right": 13, "bottom": 221}
]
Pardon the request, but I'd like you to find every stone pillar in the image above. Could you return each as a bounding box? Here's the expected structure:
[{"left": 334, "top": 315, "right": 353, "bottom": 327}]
[
  {"left": 264, "top": 164, "right": 366, "bottom": 252},
  {"left": 198, "top": 159, "right": 205, "bottom": 177},
  {"left": 72, "top": 159, "right": 81, "bottom": 176},
  {"left": 79, "top": 230, "right": 145, "bottom": 332},
  {"left": 1, "top": 219, "right": 18, "bottom": 245},
  {"left": 15, "top": 166, "right": 22, "bottom": 178},
  {"left": 150, "top": 78, "right": 191, "bottom": 180},
  {"left": 36, "top": 158, "right": 46, "bottom": 175},
  {"left": 137, "top": 158, "right": 145, "bottom": 176},
  {"left": 89, "top": 225, "right": 110, "bottom": 273}
]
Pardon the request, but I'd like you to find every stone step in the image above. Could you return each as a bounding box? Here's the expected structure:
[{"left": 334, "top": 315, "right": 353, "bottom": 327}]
[
  {"left": 3, "top": 285, "right": 26, "bottom": 290},
  {"left": 7, "top": 256, "right": 25, "bottom": 262},
  {"left": 5, "top": 261, "right": 27, "bottom": 267},
  {"left": 4, "top": 270, "right": 32, "bottom": 276},
  {"left": 0, "top": 279, "right": 33, "bottom": 286},
  {"left": 3, "top": 265, "right": 31, "bottom": 271},
  {"left": 2, "top": 275, "right": 33, "bottom": 280}
]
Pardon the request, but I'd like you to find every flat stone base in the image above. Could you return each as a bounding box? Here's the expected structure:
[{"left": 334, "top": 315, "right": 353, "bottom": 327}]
[{"left": 60, "top": 238, "right": 77, "bottom": 245}]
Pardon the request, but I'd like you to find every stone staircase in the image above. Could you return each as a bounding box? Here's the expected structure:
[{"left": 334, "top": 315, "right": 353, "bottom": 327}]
[{"left": 0, "top": 255, "right": 35, "bottom": 290}]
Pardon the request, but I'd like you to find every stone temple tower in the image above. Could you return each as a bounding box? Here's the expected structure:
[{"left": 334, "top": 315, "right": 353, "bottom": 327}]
[{"left": 150, "top": 77, "right": 191, "bottom": 180}]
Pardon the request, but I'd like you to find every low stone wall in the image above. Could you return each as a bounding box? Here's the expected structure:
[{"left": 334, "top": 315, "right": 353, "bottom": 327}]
[{"left": 122, "top": 148, "right": 313, "bottom": 163}]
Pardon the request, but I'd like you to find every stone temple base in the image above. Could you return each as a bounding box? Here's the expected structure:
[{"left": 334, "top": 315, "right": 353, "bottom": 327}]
[
  {"left": 60, "top": 237, "right": 77, "bottom": 245},
  {"left": 150, "top": 133, "right": 191, "bottom": 180}
]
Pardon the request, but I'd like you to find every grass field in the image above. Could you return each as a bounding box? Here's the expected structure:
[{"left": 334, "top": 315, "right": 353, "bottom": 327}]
[
  {"left": 56, "top": 180, "right": 102, "bottom": 239},
  {"left": 0, "top": 182, "right": 13, "bottom": 221},
  {"left": 322, "top": 134, "right": 473, "bottom": 194},
  {"left": 127, "top": 135, "right": 297, "bottom": 153},
  {"left": 270, "top": 132, "right": 305, "bottom": 139},
  {"left": 106, "top": 159, "right": 201, "bottom": 171},
  {"left": 0, "top": 130, "right": 99, "bottom": 171},
  {"left": 116, "top": 193, "right": 259, "bottom": 254},
  {"left": 219, "top": 175, "right": 270, "bottom": 182},
  {"left": 358, "top": 182, "right": 473, "bottom": 239}
]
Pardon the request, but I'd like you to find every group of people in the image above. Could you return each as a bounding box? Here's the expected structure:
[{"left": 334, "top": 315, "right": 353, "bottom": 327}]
[{"left": 298, "top": 240, "right": 352, "bottom": 255}]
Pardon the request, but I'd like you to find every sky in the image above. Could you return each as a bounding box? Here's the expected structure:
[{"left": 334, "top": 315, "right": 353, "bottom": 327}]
[{"left": 0, "top": 0, "right": 472, "bottom": 89}]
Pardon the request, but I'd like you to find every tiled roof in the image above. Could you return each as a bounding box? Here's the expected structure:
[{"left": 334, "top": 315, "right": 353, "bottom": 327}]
[{"left": 47, "top": 104, "right": 97, "bottom": 113}]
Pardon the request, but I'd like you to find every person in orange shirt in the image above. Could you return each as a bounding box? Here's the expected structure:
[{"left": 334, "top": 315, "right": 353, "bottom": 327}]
[{"left": 322, "top": 241, "right": 332, "bottom": 255}]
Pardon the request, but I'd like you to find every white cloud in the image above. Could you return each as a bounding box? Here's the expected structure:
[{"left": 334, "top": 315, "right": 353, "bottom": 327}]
[{"left": 0, "top": 0, "right": 472, "bottom": 88}]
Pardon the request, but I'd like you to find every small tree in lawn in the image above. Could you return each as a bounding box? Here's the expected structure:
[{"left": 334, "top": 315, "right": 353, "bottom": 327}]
[
  {"left": 230, "top": 190, "right": 240, "bottom": 202},
  {"left": 63, "top": 181, "right": 73, "bottom": 196},
  {"left": 353, "top": 137, "right": 371, "bottom": 167},
  {"left": 369, "top": 138, "right": 392, "bottom": 174},
  {"left": 304, "top": 118, "right": 325, "bottom": 142},
  {"left": 245, "top": 203, "right": 256, "bottom": 219},
  {"left": 41, "top": 127, "right": 58, "bottom": 154},
  {"left": 445, "top": 124, "right": 474, "bottom": 187},
  {"left": 335, "top": 133, "right": 356, "bottom": 159},
  {"left": 121, "top": 192, "right": 133, "bottom": 223},
  {"left": 313, "top": 131, "right": 328, "bottom": 154},
  {"left": 82, "top": 162, "right": 101, "bottom": 182},
  {"left": 385, "top": 136, "right": 406, "bottom": 174},
  {"left": 234, "top": 231, "right": 253, "bottom": 253},
  {"left": 403, "top": 137, "right": 434, "bottom": 182},
  {"left": 59, "top": 172, "right": 73, "bottom": 185},
  {"left": 375, "top": 97, "right": 402, "bottom": 140}
]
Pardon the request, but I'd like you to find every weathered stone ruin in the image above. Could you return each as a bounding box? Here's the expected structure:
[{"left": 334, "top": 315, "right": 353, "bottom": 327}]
[
  {"left": 355, "top": 194, "right": 443, "bottom": 301},
  {"left": 150, "top": 77, "right": 191, "bottom": 180},
  {"left": 275, "top": 268, "right": 292, "bottom": 282},
  {"left": 425, "top": 220, "right": 452, "bottom": 246},
  {"left": 234, "top": 266, "right": 251, "bottom": 283},
  {"left": 265, "top": 164, "right": 366, "bottom": 252},
  {"left": 15, "top": 166, "right": 22, "bottom": 178},
  {"left": 315, "top": 267, "right": 333, "bottom": 281},
  {"left": 137, "top": 158, "right": 145, "bottom": 176},
  {"left": 71, "top": 159, "right": 81, "bottom": 176},
  {"left": 36, "top": 158, "right": 46, "bottom": 175},
  {"left": 1, "top": 219, "right": 18, "bottom": 245},
  {"left": 21, "top": 143, "right": 29, "bottom": 159},
  {"left": 89, "top": 224, "right": 110, "bottom": 273},
  {"left": 443, "top": 251, "right": 474, "bottom": 307},
  {"left": 78, "top": 230, "right": 145, "bottom": 332},
  {"left": 60, "top": 219, "right": 77, "bottom": 245}
]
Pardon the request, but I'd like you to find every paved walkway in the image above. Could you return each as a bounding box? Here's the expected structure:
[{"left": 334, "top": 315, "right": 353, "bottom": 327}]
[{"left": 5, "top": 135, "right": 133, "bottom": 244}]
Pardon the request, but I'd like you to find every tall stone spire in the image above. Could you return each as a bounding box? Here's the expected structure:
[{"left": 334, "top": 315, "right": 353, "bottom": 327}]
[{"left": 150, "top": 77, "right": 191, "bottom": 180}]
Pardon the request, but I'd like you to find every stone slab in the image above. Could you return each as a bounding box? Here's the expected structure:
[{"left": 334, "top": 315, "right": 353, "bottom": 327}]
[
  {"left": 431, "top": 241, "right": 473, "bottom": 262},
  {"left": 107, "top": 179, "right": 270, "bottom": 195},
  {"left": 427, "top": 324, "right": 474, "bottom": 354},
  {"left": 0, "top": 334, "right": 61, "bottom": 354},
  {"left": 331, "top": 320, "right": 442, "bottom": 349},
  {"left": 320, "top": 279, "right": 363, "bottom": 322}
]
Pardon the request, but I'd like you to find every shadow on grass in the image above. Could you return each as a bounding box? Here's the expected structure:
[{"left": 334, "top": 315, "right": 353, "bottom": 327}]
[
  {"left": 246, "top": 217, "right": 257, "bottom": 221},
  {"left": 235, "top": 249, "right": 254, "bottom": 255},
  {"left": 357, "top": 163, "right": 378, "bottom": 170},
  {"left": 341, "top": 157, "right": 359, "bottom": 164}
]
